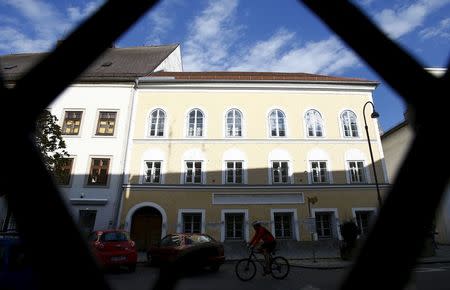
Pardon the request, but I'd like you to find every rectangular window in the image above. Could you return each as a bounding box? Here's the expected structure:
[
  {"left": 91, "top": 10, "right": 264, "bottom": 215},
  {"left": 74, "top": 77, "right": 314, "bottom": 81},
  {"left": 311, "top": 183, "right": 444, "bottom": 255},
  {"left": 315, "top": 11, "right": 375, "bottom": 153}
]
[
  {"left": 182, "top": 213, "right": 202, "bottom": 233},
  {"left": 185, "top": 161, "right": 202, "bottom": 184},
  {"left": 274, "top": 212, "right": 293, "bottom": 239},
  {"left": 355, "top": 210, "right": 374, "bottom": 235},
  {"left": 311, "top": 161, "right": 328, "bottom": 183},
  {"left": 87, "top": 158, "right": 110, "bottom": 186},
  {"left": 348, "top": 161, "right": 366, "bottom": 183},
  {"left": 272, "top": 161, "right": 289, "bottom": 184},
  {"left": 54, "top": 158, "right": 74, "bottom": 185},
  {"left": 62, "top": 111, "right": 82, "bottom": 135},
  {"left": 225, "top": 213, "right": 244, "bottom": 240},
  {"left": 315, "top": 212, "right": 332, "bottom": 239},
  {"left": 96, "top": 111, "right": 117, "bottom": 136},
  {"left": 225, "top": 161, "right": 243, "bottom": 184},
  {"left": 144, "top": 161, "right": 162, "bottom": 184},
  {"left": 79, "top": 210, "right": 97, "bottom": 237}
]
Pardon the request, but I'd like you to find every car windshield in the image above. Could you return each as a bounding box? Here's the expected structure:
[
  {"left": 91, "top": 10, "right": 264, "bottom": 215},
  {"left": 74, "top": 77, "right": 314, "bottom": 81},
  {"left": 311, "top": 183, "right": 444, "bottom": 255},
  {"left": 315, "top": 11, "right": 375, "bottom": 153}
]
[
  {"left": 100, "top": 232, "right": 129, "bottom": 242},
  {"left": 185, "top": 235, "right": 214, "bottom": 245}
]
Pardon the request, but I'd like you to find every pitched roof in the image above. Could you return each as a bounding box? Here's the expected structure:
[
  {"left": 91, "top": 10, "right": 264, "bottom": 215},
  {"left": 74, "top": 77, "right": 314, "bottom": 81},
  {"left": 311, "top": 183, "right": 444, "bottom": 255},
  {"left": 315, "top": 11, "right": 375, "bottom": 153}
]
[
  {"left": 147, "top": 71, "right": 377, "bottom": 84},
  {"left": 0, "top": 44, "right": 179, "bottom": 82}
]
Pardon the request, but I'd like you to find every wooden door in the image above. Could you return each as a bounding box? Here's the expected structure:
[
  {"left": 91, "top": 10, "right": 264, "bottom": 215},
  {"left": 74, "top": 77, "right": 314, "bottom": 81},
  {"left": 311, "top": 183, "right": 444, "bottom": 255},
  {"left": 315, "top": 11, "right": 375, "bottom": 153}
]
[{"left": 130, "top": 207, "right": 162, "bottom": 251}]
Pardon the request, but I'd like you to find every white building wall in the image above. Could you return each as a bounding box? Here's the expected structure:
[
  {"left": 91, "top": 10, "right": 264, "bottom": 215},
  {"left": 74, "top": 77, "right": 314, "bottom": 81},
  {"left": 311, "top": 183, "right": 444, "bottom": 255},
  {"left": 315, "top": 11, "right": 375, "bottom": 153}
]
[
  {"left": 154, "top": 45, "right": 183, "bottom": 72},
  {"left": 49, "top": 84, "right": 135, "bottom": 230}
]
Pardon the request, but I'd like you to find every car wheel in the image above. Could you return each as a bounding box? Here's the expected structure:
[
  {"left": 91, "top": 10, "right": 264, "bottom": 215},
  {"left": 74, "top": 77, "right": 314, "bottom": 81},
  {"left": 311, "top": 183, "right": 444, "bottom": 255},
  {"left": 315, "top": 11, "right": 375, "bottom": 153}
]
[{"left": 128, "top": 264, "right": 136, "bottom": 273}]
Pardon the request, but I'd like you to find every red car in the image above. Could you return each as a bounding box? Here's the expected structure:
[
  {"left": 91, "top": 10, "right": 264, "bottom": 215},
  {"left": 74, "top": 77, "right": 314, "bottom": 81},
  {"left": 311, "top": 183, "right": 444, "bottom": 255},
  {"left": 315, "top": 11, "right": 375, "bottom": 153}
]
[
  {"left": 88, "top": 230, "right": 137, "bottom": 272},
  {"left": 147, "top": 233, "right": 225, "bottom": 271}
]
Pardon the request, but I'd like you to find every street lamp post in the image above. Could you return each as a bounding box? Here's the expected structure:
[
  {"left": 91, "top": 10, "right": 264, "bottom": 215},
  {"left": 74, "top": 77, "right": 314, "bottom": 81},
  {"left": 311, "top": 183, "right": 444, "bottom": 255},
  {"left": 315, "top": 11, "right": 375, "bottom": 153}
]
[{"left": 363, "top": 101, "right": 382, "bottom": 207}]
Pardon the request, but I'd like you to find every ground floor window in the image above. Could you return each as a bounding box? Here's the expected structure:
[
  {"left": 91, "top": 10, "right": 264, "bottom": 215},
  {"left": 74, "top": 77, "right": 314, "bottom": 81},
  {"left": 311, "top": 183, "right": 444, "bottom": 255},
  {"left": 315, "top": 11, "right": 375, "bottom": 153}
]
[
  {"left": 79, "top": 210, "right": 97, "bottom": 237},
  {"left": 225, "top": 213, "right": 244, "bottom": 240},
  {"left": 315, "top": 212, "right": 333, "bottom": 239},
  {"left": 355, "top": 210, "right": 374, "bottom": 235},
  {"left": 182, "top": 213, "right": 202, "bottom": 233},
  {"left": 274, "top": 212, "right": 293, "bottom": 239}
]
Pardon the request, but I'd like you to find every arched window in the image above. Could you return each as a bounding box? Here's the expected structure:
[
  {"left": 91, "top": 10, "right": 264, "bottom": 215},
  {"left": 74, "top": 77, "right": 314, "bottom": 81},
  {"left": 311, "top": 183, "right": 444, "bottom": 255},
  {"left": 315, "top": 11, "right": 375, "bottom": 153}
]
[
  {"left": 187, "top": 109, "right": 204, "bottom": 137},
  {"left": 341, "top": 110, "right": 359, "bottom": 137},
  {"left": 226, "top": 109, "right": 242, "bottom": 137},
  {"left": 305, "top": 109, "right": 323, "bottom": 137},
  {"left": 149, "top": 109, "right": 165, "bottom": 137},
  {"left": 269, "top": 109, "right": 286, "bottom": 137}
]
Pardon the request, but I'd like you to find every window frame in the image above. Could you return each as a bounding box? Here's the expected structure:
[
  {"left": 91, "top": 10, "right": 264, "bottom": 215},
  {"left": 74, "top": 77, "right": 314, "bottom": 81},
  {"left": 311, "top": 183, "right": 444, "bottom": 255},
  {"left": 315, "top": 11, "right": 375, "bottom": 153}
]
[
  {"left": 309, "top": 160, "right": 329, "bottom": 184},
  {"left": 224, "top": 160, "right": 244, "bottom": 184},
  {"left": 177, "top": 209, "right": 206, "bottom": 234},
  {"left": 54, "top": 157, "right": 75, "bottom": 186},
  {"left": 223, "top": 211, "right": 246, "bottom": 241},
  {"left": 86, "top": 157, "right": 111, "bottom": 187},
  {"left": 340, "top": 110, "right": 359, "bottom": 138},
  {"left": 186, "top": 108, "right": 205, "bottom": 138},
  {"left": 225, "top": 108, "right": 243, "bottom": 138},
  {"left": 184, "top": 160, "right": 203, "bottom": 184},
  {"left": 347, "top": 160, "right": 367, "bottom": 184},
  {"left": 311, "top": 208, "right": 341, "bottom": 240},
  {"left": 270, "top": 209, "right": 299, "bottom": 241},
  {"left": 270, "top": 160, "right": 290, "bottom": 184},
  {"left": 352, "top": 207, "right": 377, "bottom": 236},
  {"left": 95, "top": 110, "right": 118, "bottom": 137},
  {"left": 143, "top": 160, "right": 163, "bottom": 184},
  {"left": 148, "top": 108, "right": 166, "bottom": 137},
  {"left": 268, "top": 109, "right": 287, "bottom": 137},
  {"left": 305, "top": 109, "right": 325, "bottom": 138},
  {"left": 61, "top": 110, "right": 84, "bottom": 136}
]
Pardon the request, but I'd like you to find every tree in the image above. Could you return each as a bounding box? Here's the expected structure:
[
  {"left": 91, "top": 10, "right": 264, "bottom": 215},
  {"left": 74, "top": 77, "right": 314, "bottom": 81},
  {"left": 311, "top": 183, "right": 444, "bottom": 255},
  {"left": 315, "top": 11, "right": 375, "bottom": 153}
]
[
  {"left": 2, "top": 109, "right": 69, "bottom": 231},
  {"left": 34, "top": 109, "right": 70, "bottom": 179}
]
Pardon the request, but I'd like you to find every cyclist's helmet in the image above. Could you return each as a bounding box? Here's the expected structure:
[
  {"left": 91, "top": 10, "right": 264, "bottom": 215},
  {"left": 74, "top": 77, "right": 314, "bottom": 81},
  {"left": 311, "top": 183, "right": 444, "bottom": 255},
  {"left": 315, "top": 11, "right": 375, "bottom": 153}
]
[{"left": 252, "top": 220, "right": 262, "bottom": 227}]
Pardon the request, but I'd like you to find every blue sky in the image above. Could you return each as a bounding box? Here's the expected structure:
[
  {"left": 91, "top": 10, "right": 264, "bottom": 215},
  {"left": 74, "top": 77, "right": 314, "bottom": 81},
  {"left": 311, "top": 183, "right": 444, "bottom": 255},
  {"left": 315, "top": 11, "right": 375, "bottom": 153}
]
[{"left": 0, "top": 0, "right": 448, "bottom": 131}]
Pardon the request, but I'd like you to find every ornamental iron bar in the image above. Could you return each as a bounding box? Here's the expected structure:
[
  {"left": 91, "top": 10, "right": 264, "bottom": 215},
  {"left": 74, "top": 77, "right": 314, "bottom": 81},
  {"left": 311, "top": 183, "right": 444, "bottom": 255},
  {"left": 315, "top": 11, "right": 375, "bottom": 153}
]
[{"left": 0, "top": 0, "right": 448, "bottom": 289}]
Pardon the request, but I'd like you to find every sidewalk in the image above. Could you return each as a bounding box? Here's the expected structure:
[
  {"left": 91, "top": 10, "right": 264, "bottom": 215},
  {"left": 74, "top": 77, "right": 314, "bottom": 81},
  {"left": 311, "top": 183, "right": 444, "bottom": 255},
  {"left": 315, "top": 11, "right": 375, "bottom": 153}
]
[
  {"left": 288, "top": 244, "right": 450, "bottom": 269},
  {"left": 138, "top": 244, "right": 450, "bottom": 270}
]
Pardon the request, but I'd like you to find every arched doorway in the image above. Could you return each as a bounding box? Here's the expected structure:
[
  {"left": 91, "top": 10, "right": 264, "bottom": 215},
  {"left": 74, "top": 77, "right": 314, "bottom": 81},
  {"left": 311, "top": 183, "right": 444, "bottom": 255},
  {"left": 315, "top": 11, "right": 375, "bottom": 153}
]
[{"left": 130, "top": 207, "right": 162, "bottom": 251}]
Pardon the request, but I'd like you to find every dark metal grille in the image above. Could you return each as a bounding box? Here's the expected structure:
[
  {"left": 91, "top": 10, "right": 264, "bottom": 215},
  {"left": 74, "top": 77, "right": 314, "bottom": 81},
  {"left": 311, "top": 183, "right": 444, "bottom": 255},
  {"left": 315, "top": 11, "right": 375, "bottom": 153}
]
[{"left": 0, "top": 0, "right": 448, "bottom": 289}]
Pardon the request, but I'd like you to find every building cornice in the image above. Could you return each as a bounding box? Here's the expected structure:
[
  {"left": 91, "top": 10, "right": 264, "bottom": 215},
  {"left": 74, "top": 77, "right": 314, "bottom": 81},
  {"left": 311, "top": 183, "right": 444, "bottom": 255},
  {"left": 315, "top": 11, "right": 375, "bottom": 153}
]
[
  {"left": 123, "top": 184, "right": 390, "bottom": 190},
  {"left": 136, "top": 81, "right": 377, "bottom": 93}
]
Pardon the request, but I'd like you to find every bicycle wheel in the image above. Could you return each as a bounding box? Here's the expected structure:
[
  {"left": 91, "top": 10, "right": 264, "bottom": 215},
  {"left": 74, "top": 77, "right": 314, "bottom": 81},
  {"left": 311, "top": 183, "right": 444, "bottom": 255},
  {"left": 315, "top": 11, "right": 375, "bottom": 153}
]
[
  {"left": 235, "top": 259, "right": 257, "bottom": 281},
  {"left": 270, "top": 256, "right": 290, "bottom": 279}
]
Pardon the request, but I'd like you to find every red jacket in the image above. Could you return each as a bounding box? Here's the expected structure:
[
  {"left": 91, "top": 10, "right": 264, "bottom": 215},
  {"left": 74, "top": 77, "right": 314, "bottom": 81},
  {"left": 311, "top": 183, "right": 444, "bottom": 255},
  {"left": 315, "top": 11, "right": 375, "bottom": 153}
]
[{"left": 250, "top": 226, "right": 275, "bottom": 246}]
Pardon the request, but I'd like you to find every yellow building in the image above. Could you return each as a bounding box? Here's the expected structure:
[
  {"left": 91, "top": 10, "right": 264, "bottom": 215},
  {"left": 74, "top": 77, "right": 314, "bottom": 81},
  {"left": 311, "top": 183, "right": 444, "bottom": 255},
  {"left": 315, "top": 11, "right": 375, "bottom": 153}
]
[{"left": 118, "top": 72, "right": 389, "bottom": 250}]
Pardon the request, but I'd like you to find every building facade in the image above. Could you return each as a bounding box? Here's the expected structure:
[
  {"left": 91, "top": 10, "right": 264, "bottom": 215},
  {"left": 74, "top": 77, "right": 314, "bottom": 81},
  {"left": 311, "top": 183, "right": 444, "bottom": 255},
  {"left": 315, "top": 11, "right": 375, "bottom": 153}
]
[
  {"left": 0, "top": 44, "right": 183, "bottom": 233},
  {"left": 118, "top": 72, "right": 389, "bottom": 250}
]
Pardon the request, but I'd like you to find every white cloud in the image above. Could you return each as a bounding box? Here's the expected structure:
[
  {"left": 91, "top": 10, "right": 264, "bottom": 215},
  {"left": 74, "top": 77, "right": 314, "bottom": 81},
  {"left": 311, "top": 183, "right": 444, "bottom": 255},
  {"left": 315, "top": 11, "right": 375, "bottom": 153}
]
[
  {"left": 0, "top": 26, "right": 51, "bottom": 53},
  {"left": 2, "top": 0, "right": 68, "bottom": 39},
  {"left": 183, "top": 0, "right": 240, "bottom": 71},
  {"left": 420, "top": 17, "right": 450, "bottom": 39},
  {"left": 67, "top": 1, "right": 103, "bottom": 23},
  {"left": 182, "top": 0, "right": 360, "bottom": 74},
  {"left": 374, "top": 0, "right": 450, "bottom": 38},
  {"left": 0, "top": 0, "right": 105, "bottom": 53},
  {"left": 231, "top": 35, "right": 358, "bottom": 74},
  {"left": 145, "top": 5, "right": 174, "bottom": 45}
]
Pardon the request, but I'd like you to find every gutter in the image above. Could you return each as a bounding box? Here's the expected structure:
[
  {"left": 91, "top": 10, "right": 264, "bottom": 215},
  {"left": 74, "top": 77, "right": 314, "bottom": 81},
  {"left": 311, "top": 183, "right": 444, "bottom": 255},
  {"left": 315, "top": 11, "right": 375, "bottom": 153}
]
[{"left": 112, "top": 78, "right": 138, "bottom": 228}]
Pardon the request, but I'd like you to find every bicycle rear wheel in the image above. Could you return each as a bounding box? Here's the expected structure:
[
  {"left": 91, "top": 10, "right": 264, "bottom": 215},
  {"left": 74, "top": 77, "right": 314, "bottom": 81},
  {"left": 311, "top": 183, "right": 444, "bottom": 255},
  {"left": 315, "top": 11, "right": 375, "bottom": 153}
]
[
  {"left": 235, "top": 258, "right": 257, "bottom": 281},
  {"left": 270, "top": 256, "right": 290, "bottom": 279}
]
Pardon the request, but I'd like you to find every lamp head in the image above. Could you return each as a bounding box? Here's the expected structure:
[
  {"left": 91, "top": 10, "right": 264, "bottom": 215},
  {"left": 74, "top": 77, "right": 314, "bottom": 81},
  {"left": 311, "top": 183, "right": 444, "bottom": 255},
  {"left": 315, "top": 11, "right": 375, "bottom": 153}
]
[{"left": 371, "top": 111, "right": 380, "bottom": 118}]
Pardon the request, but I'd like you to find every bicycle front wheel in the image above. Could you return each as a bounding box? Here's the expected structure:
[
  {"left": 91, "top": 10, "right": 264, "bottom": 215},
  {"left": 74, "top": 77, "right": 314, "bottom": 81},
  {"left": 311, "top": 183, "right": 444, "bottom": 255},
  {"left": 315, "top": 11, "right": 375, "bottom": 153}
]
[
  {"left": 270, "top": 256, "right": 290, "bottom": 279},
  {"left": 235, "top": 258, "right": 257, "bottom": 281}
]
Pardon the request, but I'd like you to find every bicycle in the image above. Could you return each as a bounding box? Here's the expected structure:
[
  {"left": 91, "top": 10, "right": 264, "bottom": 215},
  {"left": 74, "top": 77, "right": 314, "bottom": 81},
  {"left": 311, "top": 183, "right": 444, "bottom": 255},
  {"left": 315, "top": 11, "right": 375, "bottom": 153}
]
[{"left": 235, "top": 246, "right": 290, "bottom": 281}]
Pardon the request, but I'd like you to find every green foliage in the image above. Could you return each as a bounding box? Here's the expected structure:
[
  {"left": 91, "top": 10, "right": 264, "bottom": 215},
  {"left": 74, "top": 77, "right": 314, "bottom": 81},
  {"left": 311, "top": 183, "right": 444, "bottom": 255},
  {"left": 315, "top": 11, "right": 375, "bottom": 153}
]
[{"left": 34, "top": 109, "right": 69, "bottom": 182}]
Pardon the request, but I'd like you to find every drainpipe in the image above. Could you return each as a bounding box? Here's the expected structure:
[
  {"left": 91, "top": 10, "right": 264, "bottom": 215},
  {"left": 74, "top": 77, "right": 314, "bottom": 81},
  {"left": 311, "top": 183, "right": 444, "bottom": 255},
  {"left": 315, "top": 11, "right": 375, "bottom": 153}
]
[{"left": 112, "top": 78, "right": 138, "bottom": 228}]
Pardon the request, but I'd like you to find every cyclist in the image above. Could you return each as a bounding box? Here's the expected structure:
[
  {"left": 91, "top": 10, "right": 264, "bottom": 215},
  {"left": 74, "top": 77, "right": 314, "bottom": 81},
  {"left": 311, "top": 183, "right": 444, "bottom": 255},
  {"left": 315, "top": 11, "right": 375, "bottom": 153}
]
[{"left": 248, "top": 220, "right": 276, "bottom": 274}]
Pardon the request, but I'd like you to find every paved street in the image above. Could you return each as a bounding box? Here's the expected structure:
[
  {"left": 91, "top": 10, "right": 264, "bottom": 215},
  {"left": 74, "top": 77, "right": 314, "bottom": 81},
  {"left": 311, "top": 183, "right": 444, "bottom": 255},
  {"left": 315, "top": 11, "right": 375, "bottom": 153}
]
[{"left": 105, "top": 262, "right": 450, "bottom": 290}]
